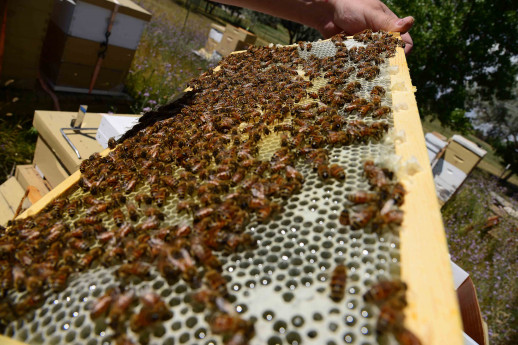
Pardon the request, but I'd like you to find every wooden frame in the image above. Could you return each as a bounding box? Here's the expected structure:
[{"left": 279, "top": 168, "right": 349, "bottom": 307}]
[{"left": 4, "top": 37, "right": 463, "bottom": 345}]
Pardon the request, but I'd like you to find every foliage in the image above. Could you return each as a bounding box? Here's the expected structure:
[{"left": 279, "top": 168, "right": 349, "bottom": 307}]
[
  {"left": 442, "top": 169, "right": 518, "bottom": 345},
  {"left": 279, "top": 19, "right": 322, "bottom": 44},
  {"left": 444, "top": 107, "right": 473, "bottom": 134},
  {"left": 472, "top": 87, "right": 518, "bottom": 177},
  {"left": 385, "top": 0, "right": 518, "bottom": 121},
  {"left": 0, "top": 120, "right": 37, "bottom": 182},
  {"left": 241, "top": 10, "right": 321, "bottom": 44}
]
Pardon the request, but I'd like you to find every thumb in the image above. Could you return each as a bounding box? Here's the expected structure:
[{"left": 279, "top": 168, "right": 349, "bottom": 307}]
[{"left": 388, "top": 16, "right": 414, "bottom": 34}]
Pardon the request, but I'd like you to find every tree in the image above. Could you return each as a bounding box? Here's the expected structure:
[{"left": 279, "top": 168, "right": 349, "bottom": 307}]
[
  {"left": 280, "top": 19, "right": 322, "bottom": 44},
  {"left": 472, "top": 91, "right": 518, "bottom": 179},
  {"left": 385, "top": 0, "right": 517, "bottom": 123},
  {"left": 243, "top": 11, "right": 321, "bottom": 44}
]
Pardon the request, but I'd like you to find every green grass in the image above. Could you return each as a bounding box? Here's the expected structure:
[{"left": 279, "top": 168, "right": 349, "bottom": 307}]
[{"left": 442, "top": 169, "right": 518, "bottom": 344}]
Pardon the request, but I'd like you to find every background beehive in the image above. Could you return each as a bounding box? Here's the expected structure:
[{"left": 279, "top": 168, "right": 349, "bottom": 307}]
[{"left": 2, "top": 33, "right": 463, "bottom": 345}]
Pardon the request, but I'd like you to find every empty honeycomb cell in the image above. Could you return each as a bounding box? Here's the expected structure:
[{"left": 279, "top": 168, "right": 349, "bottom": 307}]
[{"left": 268, "top": 335, "right": 284, "bottom": 345}]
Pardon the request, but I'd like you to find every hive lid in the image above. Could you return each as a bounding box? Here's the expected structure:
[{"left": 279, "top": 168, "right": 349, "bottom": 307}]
[
  {"left": 81, "top": 0, "right": 151, "bottom": 21},
  {"left": 451, "top": 135, "right": 487, "bottom": 157}
]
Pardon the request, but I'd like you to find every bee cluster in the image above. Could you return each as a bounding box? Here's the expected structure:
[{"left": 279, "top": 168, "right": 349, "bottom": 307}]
[{"left": 1, "top": 30, "right": 417, "bottom": 345}]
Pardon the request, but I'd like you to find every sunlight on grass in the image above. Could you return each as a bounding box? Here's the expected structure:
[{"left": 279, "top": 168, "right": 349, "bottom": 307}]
[{"left": 127, "top": 0, "right": 214, "bottom": 113}]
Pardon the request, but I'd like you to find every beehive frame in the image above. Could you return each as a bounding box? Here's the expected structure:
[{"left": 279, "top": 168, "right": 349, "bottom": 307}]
[{"left": 3, "top": 33, "right": 463, "bottom": 345}]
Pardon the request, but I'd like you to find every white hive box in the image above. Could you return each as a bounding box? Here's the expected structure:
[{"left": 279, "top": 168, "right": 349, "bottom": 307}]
[
  {"left": 431, "top": 135, "right": 486, "bottom": 203},
  {"left": 50, "top": 0, "right": 151, "bottom": 50},
  {"left": 96, "top": 114, "right": 140, "bottom": 149}
]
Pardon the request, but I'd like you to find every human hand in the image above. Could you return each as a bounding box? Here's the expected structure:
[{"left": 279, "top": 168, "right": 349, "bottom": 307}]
[{"left": 319, "top": 0, "right": 414, "bottom": 54}]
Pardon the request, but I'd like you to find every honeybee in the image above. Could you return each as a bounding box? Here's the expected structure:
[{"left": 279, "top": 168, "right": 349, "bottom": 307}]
[
  {"left": 145, "top": 207, "right": 165, "bottom": 221},
  {"left": 65, "top": 199, "right": 81, "bottom": 217},
  {"left": 86, "top": 202, "right": 111, "bottom": 216},
  {"left": 118, "top": 222, "right": 134, "bottom": 238},
  {"left": 125, "top": 202, "right": 139, "bottom": 221},
  {"left": 14, "top": 293, "right": 45, "bottom": 316},
  {"left": 256, "top": 202, "right": 281, "bottom": 223},
  {"left": 134, "top": 193, "right": 152, "bottom": 206},
  {"left": 371, "top": 94, "right": 382, "bottom": 107},
  {"left": 108, "top": 289, "right": 136, "bottom": 332},
  {"left": 317, "top": 164, "right": 330, "bottom": 180},
  {"left": 225, "top": 233, "right": 256, "bottom": 252},
  {"left": 90, "top": 291, "right": 114, "bottom": 319},
  {"left": 151, "top": 187, "right": 168, "bottom": 207},
  {"left": 329, "top": 264, "right": 347, "bottom": 302},
  {"left": 169, "top": 248, "right": 199, "bottom": 285},
  {"left": 394, "top": 327, "right": 422, "bottom": 345},
  {"left": 392, "top": 182, "right": 406, "bottom": 206},
  {"left": 339, "top": 209, "right": 350, "bottom": 226},
  {"left": 370, "top": 85, "right": 386, "bottom": 96},
  {"left": 130, "top": 292, "right": 172, "bottom": 332},
  {"left": 329, "top": 164, "right": 346, "bottom": 180},
  {"left": 364, "top": 160, "right": 389, "bottom": 189},
  {"left": 210, "top": 313, "right": 255, "bottom": 338},
  {"left": 116, "top": 262, "right": 152, "bottom": 280},
  {"left": 373, "top": 106, "right": 390, "bottom": 118},
  {"left": 376, "top": 302, "right": 404, "bottom": 334},
  {"left": 112, "top": 208, "right": 125, "bottom": 226},
  {"left": 205, "top": 269, "right": 228, "bottom": 297},
  {"left": 137, "top": 217, "right": 160, "bottom": 231},
  {"left": 347, "top": 191, "right": 379, "bottom": 204},
  {"left": 190, "top": 239, "right": 221, "bottom": 270},
  {"left": 108, "top": 137, "right": 117, "bottom": 149},
  {"left": 79, "top": 247, "right": 102, "bottom": 269},
  {"left": 381, "top": 209, "right": 404, "bottom": 226},
  {"left": 349, "top": 205, "right": 378, "bottom": 230},
  {"left": 363, "top": 280, "right": 407, "bottom": 303},
  {"left": 285, "top": 165, "right": 304, "bottom": 183},
  {"left": 176, "top": 224, "right": 192, "bottom": 237}
]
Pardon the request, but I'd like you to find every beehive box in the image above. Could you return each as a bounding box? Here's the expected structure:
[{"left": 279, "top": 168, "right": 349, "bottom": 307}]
[
  {"left": 0, "top": 32, "right": 462, "bottom": 345},
  {"left": 215, "top": 24, "right": 256, "bottom": 57},
  {"left": 0, "top": 0, "right": 54, "bottom": 89},
  {"left": 40, "top": 0, "right": 151, "bottom": 93}
]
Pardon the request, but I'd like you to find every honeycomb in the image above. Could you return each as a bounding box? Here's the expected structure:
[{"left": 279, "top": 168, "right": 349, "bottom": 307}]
[{"left": 1, "top": 31, "right": 413, "bottom": 345}]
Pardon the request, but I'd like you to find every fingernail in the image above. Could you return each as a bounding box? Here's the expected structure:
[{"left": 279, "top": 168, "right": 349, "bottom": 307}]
[{"left": 396, "top": 18, "right": 405, "bottom": 26}]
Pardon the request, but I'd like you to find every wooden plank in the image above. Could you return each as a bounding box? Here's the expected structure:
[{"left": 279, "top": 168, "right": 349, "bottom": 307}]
[
  {"left": 0, "top": 335, "right": 33, "bottom": 345},
  {"left": 32, "top": 137, "right": 71, "bottom": 188},
  {"left": 0, "top": 190, "right": 14, "bottom": 227},
  {"left": 391, "top": 43, "right": 464, "bottom": 345},
  {"left": 15, "top": 165, "right": 52, "bottom": 198},
  {"left": 18, "top": 146, "right": 108, "bottom": 219},
  {"left": 0, "top": 177, "right": 31, "bottom": 212},
  {"left": 26, "top": 185, "right": 43, "bottom": 205}
]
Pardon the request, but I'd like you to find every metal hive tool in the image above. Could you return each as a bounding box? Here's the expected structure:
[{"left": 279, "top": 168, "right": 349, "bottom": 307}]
[{"left": 2, "top": 32, "right": 411, "bottom": 345}]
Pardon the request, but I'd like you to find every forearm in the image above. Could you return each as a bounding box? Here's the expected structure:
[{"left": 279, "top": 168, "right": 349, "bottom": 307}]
[
  {"left": 214, "top": 0, "right": 414, "bottom": 53},
  {"left": 214, "top": 0, "right": 334, "bottom": 32}
]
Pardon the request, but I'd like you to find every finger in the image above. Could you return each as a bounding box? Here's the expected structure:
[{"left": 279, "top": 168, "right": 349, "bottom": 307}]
[
  {"left": 401, "top": 32, "right": 413, "bottom": 54},
  {"left": 319, "top": 22, "right": 345, "bottom": 39},
  {"left": 393, "top": 16, "right": 415, "bottom": 34}
]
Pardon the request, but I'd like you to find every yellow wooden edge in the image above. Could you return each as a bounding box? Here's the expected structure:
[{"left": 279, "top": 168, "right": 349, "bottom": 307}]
[
  {"left": 17, "top": 148, "right": 111, "bottom": 220},
  {"left": 391, "top": 45, "right": 464, "bottom": 344}
]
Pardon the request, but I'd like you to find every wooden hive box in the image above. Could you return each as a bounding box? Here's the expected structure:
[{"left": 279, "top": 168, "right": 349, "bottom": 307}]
[
  {"left": 39, "top": 0, "right": 151, "bottom": 94},
  {"left": 0, "top": 0, "right": 54, "bottom": 89},
  {"left": 1, "top": 33, "right": 463, "bottom": 345}
]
